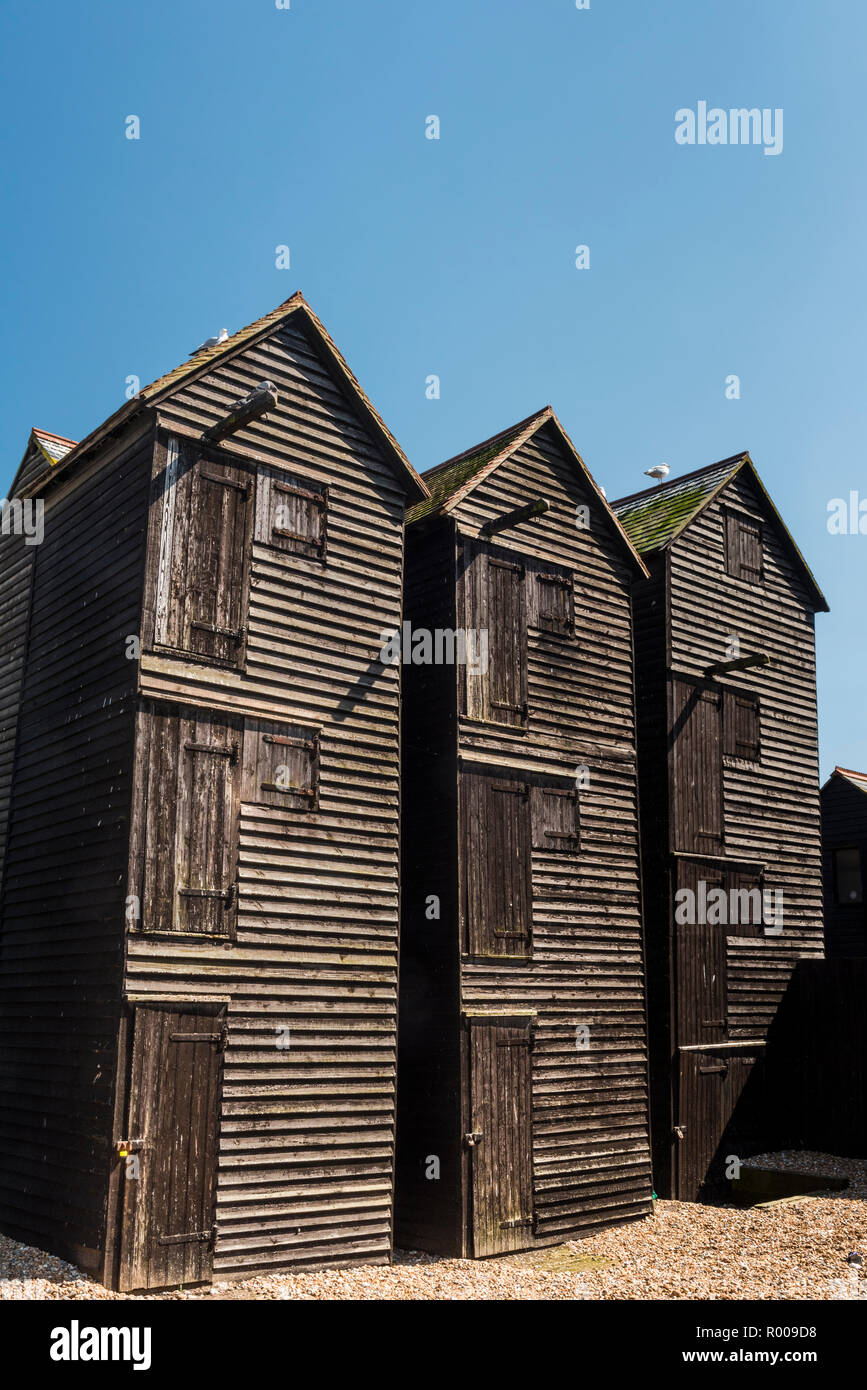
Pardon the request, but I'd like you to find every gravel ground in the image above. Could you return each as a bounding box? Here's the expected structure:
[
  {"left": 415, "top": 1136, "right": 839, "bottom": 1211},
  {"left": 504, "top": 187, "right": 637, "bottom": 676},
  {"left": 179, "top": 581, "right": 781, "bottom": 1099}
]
[{"left": 1, "top": 1151, "right": 864, "bottom": 1302}]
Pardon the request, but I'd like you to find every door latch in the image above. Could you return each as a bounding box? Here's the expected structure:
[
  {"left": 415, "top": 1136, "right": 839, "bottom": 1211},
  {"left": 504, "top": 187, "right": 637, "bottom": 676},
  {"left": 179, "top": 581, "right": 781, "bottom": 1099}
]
[
  {"left": 116, "top": 1138, "right": 145, "bottom": 1159},
  {"left": 464, "top": 1131, "right": 483, "bottom": 1148},
  {"left": 674, "top": 1125, "right": 685, "bottom": 1141}
]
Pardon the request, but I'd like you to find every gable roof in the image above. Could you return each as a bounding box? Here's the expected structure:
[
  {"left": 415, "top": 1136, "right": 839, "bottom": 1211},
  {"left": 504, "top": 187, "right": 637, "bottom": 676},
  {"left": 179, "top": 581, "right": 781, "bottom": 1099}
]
[
  {"left": 407, "top": 405, "right": 649, "bottom": 577},
  {"left": 824, "top": 766, "right": 867, "bottom": 796},
  {"left": 612, "top": 453, "right": 828, "bottom": 611},
  {"left": 10, "top": 427, "right": 79, "bottom": 497},
  {"left": 17, "top": 293, "right": 428, "bottom": 503}
]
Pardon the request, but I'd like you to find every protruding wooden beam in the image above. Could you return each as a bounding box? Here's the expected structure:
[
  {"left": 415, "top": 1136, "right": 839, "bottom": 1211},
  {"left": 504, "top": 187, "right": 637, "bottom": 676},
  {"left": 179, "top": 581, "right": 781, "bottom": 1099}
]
[
  {"left": 479, "top": 498, "right": 550, "bottom": 537},
  {"left": 202, "top": 380, "right": 278, "bottom": 445},
  {"left": 706, "top": 652, "right": 771, "bottom": 677}
]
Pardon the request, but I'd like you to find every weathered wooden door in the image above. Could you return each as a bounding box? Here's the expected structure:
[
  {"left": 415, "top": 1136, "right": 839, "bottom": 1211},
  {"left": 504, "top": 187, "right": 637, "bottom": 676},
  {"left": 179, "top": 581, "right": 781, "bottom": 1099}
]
[
  {"left": 676, "top": 1050, "right": 727, "bottom": 1201},
  {"left": 672, "top": 680, "right": 723, "bottom": 855},
  {"left": 468, "top": 1021, "right": 534, "bottom": 1256},
  {"left": 487, "top": 556, "right": 527, "bottom": 727},
  {"left": 461, "top": 770, "right": 532, "bottom": 957},
  {"left": 119, "top": 1004, "right": 225, "bottom": 1292},
  {"left": 675, "top": 858, "right": 728, "bottom": 1046},
  {"left": 155, "top": 442, "right": 252, "bottom": 667},
  {"left": 137, "top": 705, "right": 242, "bottom": 938}
]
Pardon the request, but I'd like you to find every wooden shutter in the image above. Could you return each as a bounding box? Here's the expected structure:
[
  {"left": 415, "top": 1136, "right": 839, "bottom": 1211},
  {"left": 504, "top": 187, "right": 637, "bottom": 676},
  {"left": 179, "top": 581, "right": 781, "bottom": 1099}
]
[
  {"left": 469, "top": 1021, "right": 535, "bottom": 1256},
  {"left": 255, "top": 467, "right": 327, "bottom": 559},
  {"left": 118, "top": 1004, "right": 225, "bottom": 1291},
  {"left": 462, "top": 770, "right": 532, "bottom": 957},
  {"left": 675, "top": 858, "right": 728, "bottom": 1045},
  {"left": 672, "top": 679, "right": 723, "bottom": 855},
  {"left": 531, "top": 785, "right": 579, "bottom": 851},
  {"left": 242, "top": 717, "right": 319, "bottom": 809},
  {"left": 155, "top": 442, "right": 252, "bottom": 667},
  {"left": 487, "top": 556, "right": 527, "bottom": 727},
  {"left": 725, "top": 510, "right": 763, "bottom": 584},
  {"left": 535, "top": 571, "right": 574, "bottom": 636},
  {"left": 724, "top": 691, "right": 760, "bottom": 761},
  {"left": 138, "top": 706, "right": 241, "bottom": 938}
]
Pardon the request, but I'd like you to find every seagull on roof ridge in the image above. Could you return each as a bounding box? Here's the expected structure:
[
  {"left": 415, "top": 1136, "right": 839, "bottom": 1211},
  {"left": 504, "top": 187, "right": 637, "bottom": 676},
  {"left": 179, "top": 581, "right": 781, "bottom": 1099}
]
[
  {"left": 644, "top": 463, "right": 670, "bottom": 484},
  {"left": 189, "top": 327, "right": 229, "bottom": 357}
]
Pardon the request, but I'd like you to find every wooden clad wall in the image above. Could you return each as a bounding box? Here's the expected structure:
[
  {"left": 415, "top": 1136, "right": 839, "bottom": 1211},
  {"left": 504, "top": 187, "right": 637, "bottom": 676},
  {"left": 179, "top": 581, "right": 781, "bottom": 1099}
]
[
  {"left": 667, "top": 468, "right": 824, "bottom": 1042},
  {"left": 395, "top": 518, "right": 462, "bottom": 1253},
  {"left": 449, "top": 420, "right": 652, "bottom": 1244},
  {"left": 821, "top": 778, "right": 867, "bottom": 958},
  {"left": 0, "top": 428, "right": 152, "bottom": 1271},
  {"left": 124, "top": 313, "right": 408, "bottom": 1278},
  {"left": 0, "top": 533, "right": 36, "bottom": 890}
]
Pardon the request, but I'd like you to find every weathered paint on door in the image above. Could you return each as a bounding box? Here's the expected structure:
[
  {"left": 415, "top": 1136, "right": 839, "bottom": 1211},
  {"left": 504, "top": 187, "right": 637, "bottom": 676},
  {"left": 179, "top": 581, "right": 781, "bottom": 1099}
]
[
  {"left": 469, "top": 1021, "right": 534, "bottom": 1256},
  {"left": 118, "top": 1004, "right": 225, "bottom": 1291}
]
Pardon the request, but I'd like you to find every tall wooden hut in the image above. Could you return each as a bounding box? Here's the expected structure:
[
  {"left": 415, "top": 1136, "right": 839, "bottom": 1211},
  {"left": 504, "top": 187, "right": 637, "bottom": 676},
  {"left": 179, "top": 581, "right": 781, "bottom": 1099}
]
[
  {"left": 0, "top": 293, "right": 427, "bottom": 1290},
  {"left": 612, "top": 455, "right": 828, "bottom": 1200},
  {"left": 821, "top": 766, "right": 867, "bottom": 958},
  {"left": 396, "top": 407, "right": 654, "bottom": 1258}
]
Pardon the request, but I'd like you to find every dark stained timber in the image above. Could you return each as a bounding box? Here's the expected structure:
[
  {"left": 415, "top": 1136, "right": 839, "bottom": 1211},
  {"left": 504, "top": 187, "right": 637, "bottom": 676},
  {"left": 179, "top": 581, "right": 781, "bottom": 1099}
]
[{"left": 0, "top": 294, "right": 426, "bottom": 1290}]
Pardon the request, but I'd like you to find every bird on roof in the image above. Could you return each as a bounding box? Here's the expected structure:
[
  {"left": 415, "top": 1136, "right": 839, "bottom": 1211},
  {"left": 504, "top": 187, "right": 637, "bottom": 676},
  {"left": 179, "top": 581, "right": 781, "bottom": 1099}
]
[
  {"left": 644, "top": 463, "right": 670, "bottom": 484},
  {"left": 189, "top": 327, "right": 229, "bottom": 356}
]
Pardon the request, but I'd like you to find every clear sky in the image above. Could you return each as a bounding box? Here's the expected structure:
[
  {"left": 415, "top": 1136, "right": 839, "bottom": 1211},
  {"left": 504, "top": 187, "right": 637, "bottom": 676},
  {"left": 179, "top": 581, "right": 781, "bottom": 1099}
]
[{"left": 1, "top": 0, "right": 864, "bottom": 778}]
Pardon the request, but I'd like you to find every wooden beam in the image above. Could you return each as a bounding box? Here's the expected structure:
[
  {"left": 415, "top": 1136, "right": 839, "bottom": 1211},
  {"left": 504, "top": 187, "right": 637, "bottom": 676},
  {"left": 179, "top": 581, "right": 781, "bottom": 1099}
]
[
  {"left": 479, "top": 498, "right": 550, "bottom": 537},
  {"left": 201, "top": 381, "right": 278, "bottom": 445},
  {"left": 706, "top": 652, "right": 771, "bottom": 677}
]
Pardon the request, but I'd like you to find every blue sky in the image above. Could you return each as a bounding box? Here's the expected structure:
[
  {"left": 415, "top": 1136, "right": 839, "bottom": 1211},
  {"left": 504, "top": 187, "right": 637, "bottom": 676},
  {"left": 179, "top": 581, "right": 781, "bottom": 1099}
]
[{"left": 1, "top": 0, "right": 864, "bottom": 777}]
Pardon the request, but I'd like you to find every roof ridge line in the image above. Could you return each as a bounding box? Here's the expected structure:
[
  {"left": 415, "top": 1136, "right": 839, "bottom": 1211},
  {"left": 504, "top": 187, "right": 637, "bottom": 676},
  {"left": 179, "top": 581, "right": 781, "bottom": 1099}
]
[
  {"left": 612, "top": 453, "right": 749, "bottom": 508},
  {"left": 423, "top": 406, "right": 551, "bottom": 481}
]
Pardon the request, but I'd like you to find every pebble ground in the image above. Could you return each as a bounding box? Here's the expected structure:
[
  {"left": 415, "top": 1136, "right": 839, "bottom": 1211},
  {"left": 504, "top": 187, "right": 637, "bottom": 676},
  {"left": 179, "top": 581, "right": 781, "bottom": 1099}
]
[{"left": 1, "top": 1151, "right": 864, "bottom": 1301}]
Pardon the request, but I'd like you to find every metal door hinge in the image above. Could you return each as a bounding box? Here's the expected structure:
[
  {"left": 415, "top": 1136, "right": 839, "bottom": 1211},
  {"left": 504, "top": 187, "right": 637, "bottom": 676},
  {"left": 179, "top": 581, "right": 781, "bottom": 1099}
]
[{"left": 464, "top": 1131, "right": 483, "bottom": 1148}]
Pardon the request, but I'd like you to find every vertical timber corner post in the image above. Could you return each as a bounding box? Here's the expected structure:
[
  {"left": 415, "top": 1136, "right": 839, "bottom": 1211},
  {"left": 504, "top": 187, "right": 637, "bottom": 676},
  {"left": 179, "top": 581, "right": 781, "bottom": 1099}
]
[{"left": 397, "top": 408, "right": 654, "bottom": 1257}]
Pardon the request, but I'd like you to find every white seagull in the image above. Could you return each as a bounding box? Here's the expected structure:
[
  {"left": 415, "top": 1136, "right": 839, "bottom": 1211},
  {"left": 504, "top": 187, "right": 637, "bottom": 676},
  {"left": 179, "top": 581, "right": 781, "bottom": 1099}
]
[
  {"left": 189, "top": 327, "right": 229, "bottom": 357},
  {"left": 644, "top": 463, "right": 670, "bottom": 484}
]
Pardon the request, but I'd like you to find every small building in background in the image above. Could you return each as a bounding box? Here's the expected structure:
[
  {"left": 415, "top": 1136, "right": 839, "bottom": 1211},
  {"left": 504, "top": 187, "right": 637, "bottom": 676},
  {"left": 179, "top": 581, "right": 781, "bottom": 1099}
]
[
  {"left": 613, "top": 455, "right": 828, "bottom": 1202},
  {"left": 821, "top": 766, "right": 867, "bottom": 958},
  {"left": 396, "top": 407, "right": 654, "bottom": 1258}
]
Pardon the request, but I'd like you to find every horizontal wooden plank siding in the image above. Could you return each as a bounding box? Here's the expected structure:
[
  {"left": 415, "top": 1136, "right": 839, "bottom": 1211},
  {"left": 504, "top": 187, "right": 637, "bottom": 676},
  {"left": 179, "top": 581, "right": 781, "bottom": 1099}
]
[
  {"left": 400, "top": 419, "right": 653, "bottom": 1256},
  {"left": 0, "top": 532, "right": 36, "bottom": 890},
  {"left": 667, "top": 468, "right": 824, "bottom": 1047},
  {"left": 0, "top": 430, "right": 151, "bottom": 1272},
  {"left": 627, "top": 461, "right": 826, "bottom": 1198},
  {"left": 455, "top": 425, "right": 652, "bottom": 1242},
  {"left": 125, "top": 313, "right": 408, "bottom": 1278}
]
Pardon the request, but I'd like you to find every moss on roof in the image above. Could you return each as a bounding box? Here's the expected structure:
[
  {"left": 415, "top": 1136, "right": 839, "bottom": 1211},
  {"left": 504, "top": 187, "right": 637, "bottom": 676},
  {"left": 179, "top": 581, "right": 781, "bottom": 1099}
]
[
  {"left": 408, "top": 426, "right": 530, "bottom": 524},
  {"left": 407, "top": 416, "right": 544, "bottom": 525},
  {"left": 613, "top": 460, "right": 742, "bottom": 552}
]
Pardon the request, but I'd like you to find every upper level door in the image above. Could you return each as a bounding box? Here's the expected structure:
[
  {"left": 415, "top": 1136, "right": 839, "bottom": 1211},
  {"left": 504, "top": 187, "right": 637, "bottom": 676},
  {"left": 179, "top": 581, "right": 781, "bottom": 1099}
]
[{"left": 672, "top": 679, "right": 723, "bottom": 856}]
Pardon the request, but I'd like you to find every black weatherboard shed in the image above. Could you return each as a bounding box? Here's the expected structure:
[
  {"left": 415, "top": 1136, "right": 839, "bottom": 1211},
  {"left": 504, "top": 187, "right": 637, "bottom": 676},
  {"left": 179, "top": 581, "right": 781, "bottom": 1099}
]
[
  {"left": 396, "top": 406, "right": 655, "bottom": 1258},
  {"left": 0, "top": 293, "right": 428, "bottom": 1291},
  {"left": 821, "top": 766, "right": 867, "bottom": 958},
  {"left": 613, "top": 454, "right": 828, "bottom": 1202}
]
